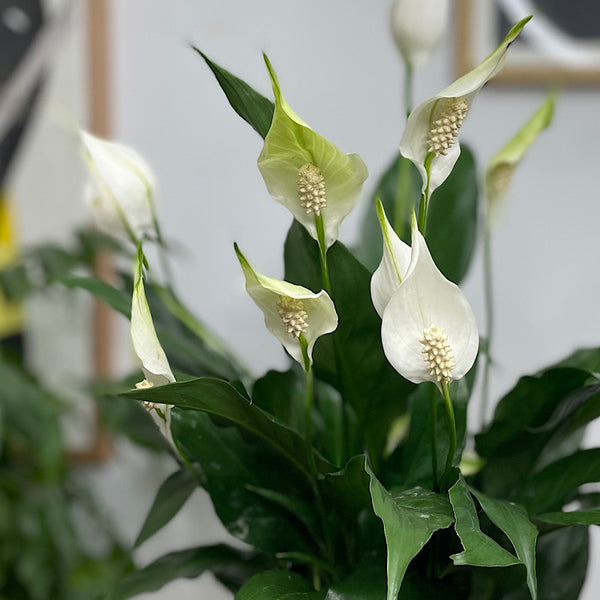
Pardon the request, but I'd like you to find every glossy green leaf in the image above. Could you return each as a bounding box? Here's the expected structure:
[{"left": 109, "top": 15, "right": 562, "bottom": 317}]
[
  {"left": 170, "top": 409, "right": 317, "bottom": 554},
  {"left": 520, "top": 448, "right": 600, "bottom": 514},
  {"left": 356, "top": 146, "right": 478, "bottom": 284},
  {"left": 367, "top": 466, "right": 454, "bottom": 600},
  {"left": 284, "top": 221, "right": 415, "bottom": 464},
  {"left": 471, "top": 489, "right": 538, "bottom": 600},
  {"left": 126, "top": 377, "right": 333, "bottom": 479},
  {"left": 134, "top": 468, "right": 198, "bottom": 548},
  {"left": 110, "top": 545, "right": 264, "bottom": 600},
  {"left": 476, "top": 368, "right": 592, "bottom": 497},
  {"left": 449, "top": 476, "right": 518, "bottom": 567},
  {"left": 535, "top": 509, "right": 600, "bottom": 526},
  {"left": 194, "top": 48, "right": 274, "bottom": 139},
  {"left": 235, "top": 570, "right": 325, "bottom": 600},
  {"left": 324, "top": 557, "right": 386, "bottom": 600}
]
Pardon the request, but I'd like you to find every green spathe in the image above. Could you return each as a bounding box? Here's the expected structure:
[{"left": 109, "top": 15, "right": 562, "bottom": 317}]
[
  {"left": 257, "top": 56, "right": 368, "bottom": 249},
  {"left": 486, "top": 94, "right": 554, "bottom": 219},
  {"left": 400, "top": 17, "right": 530, "bottom": 197},
  {"left": 235, "top": 243, "right": 338, "bottom": 369}
]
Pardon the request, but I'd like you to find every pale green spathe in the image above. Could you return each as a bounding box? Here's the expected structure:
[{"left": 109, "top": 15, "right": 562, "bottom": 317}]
[
  {"left": 257, "top": 56, "right": 368, "bottom": 249},
  {"left": 131, "top": 247, "right": 175, "bottom": 387},
  {"left": 400, "top": 17, "right": 531, "bottom": 197},
  {"left": 381, "top": 217, "right": 478, "bottom": 385},
  {"left": 235, "top": 244, "right": 338, "bottom": 369},
  {"left": 81, "top": 131, "right": 157, "bottom": 243},
  {"left": 370, "top": 199, "right": 411, "bottom": 318},
  {"left": 486, "top": 94, "right": 554, "bottom": 220}
]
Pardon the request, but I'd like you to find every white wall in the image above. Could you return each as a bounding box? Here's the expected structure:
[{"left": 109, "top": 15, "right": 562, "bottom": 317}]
[{"left": 11, "top": 0, "right": 600, "bottom": 598}]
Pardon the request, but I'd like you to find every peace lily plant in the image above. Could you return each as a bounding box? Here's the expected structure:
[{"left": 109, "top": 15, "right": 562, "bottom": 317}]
[{"left": 58, "top": 12, "right": 600, "bottom": 600}]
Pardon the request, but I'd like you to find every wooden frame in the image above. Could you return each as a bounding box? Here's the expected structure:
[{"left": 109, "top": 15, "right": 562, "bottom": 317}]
[
  {"left": 455, "top": 0, "right": 600, "bottom": 85},
  {"left": 69, "top": 0, "right": 113, "bottom": 462}
]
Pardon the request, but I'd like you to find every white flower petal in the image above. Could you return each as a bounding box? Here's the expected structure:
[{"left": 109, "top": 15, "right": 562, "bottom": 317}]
[
  {"left": 130, "top": 248, "right": 175, "bottom": 387},
  {"left": 400, "top": 17, "right": 530, "bottom": 196},
  {"left": 81, "top": 131, "right": 157, "bottom": 242},
  {"left": 381, "top": 221, "right": 478, "bottom": 384},
  {"left": 235, "top": 244, "right": 338, "bottom": 368},
  {"left": 370, "top": 200, "right": 411, "bottom": 317},
  {"left": 257, "top": 57, "right": 368, "bottom": 249},
  {"left": 390, "top": 0, "right": 450, "bottom": 68}
]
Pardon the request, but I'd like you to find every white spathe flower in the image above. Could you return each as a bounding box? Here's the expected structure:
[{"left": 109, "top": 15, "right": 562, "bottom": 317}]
[
  {"left": 257, "top": 56, "right": 368, "bottom": 249},
  {"left": 370, "top": 199, "right": 411, "bottom": 318},
  {"left": 400, "top": 17, "right": 530, "bottom": 198},
  {"left": 81, "top": 131, "right": 157, "bottom": 243},
  {"left": 390, "top": 0, "right": 450, "bottom": 68},
  {"left": 381, "top": 216, "right": 478, "bottom": 385},
  {"left": 235, "top": 243, "right": 338, "bottom": 370},
  {"left": 130, "top": 246, "right": 175, "bottom": 442},
  {"left": 486, "top": 94, "right": 554, "bottom": 222},
  {"left": 131, "top": 247, "right": 175, "bottom": 387}
]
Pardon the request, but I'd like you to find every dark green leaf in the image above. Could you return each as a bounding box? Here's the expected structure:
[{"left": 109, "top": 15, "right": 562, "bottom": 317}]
[
  {"left": 324, "top": 557, "right": 386, "bottom": 600},
  {"left": 235, "top": 570, "right": 325, "bottom": 600},
  {"left": 356, "top": 146, "right": 478, "bottom": 284},
  {"left": 535, "top": 509, "right": 600, "bottom": 526},
  {"left": 284, "top": 221, "right": 414, "bottom": 464},
  {"left": 471, "top": 489, "right": 538, "bottom": 600},
  {"left": 520, "top": 448, "right": 600, "bottom": 514},
  {"left": 171, "top": 410, "right": 317, "bottom": 554},
  {"left": 126, "top": 377, "right": 333, "bottom": 479},
  {"left": 134, "top": 468, "right": 198, "bottom": 548},
  {"left": 110, "top": 545, "right": 263, "bottom": 600},
  {"left": 194, "top": 48, "right": 274, "bottom": 139},
  {"left": 449, "top": 476, "right": 518, "bottom": 567},
  {"left": 367, "top": 466, "right": 454, "bottom": 600}
]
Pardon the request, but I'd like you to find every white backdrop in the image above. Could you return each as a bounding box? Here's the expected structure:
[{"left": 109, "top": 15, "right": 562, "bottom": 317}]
[{"left": 12, "top": 0, "right": 600, "bottom": 598}]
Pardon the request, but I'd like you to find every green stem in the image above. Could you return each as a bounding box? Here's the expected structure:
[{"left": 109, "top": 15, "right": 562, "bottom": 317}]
[
  {"left": 417, "top": 153, "right": 434, "bottom": 235},
  {"left": 394, "top": 155, "right": 412, "bottom": 237},
  {"left": 440, "top": 382, "right": 456, "bottom": 490},
  {"left": 300, "top": 335, "right": 314, "bottom": 447},
  {"left": 481, "top": 217, "right": 494, "bottom": 429},
  {"left": 315, "top": 214, "right": 331, "bottom": 295},
  {"left": 404, "top": 61, "right": 414, "bottom": 118},
  {"left": 429, "top": 386, "right": 439, "bottom": 490}
]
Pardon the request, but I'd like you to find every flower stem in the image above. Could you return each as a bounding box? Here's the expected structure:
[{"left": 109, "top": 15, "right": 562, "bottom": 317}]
[
  {"left": 404, "top": 62, "right": 414, "bottom": 118},
  {"left": 481, "top": 216, "right": 494, "bottom": 428},
  {"left": 418, "top": 153, "right": 434, "bottom": 235},
  {"left": 393, "top": 156, "right": 412, "bottom": 238},
  {"left": 440, "top": 381, "right": 456, "bottom": 490},
  {"left": 315, "top": 214, "right": 331, "bottom": 294},
  {"left": 300, "top": 334, "right": 314, "bottom": 447},
  {"left": 429, "top": 385, "right": 439, "bottom": 490}
]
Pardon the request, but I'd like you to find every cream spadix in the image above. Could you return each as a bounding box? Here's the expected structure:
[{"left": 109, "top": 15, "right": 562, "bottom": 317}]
[
  {"left": 400, "top": 17, "right": 531, "bottom": 198},
  {"left": 235, "top": 243, "right": 337, "bottom": 370},
  {"left": 257, "top": 56, "right": 368, "bottom": 249},
  {"left": 381, "top": 217, "right": 478, "bottom": 385}
]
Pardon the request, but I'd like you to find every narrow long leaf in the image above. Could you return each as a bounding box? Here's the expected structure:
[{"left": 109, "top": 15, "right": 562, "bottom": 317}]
[
  {"left": 134, "top": 468, "right": 198, "bottom": 547},
  {"left": 193, "top": 48, "right": 274, "bottom": 139}
]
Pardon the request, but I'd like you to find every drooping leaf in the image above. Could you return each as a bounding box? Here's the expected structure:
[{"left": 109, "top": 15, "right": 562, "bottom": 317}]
[
  {"left": 367, "top": 466, "right": 454, "bottom": 600},
  {"left": 471, "top": 489, "right": 538, "bottom": 600},
  {"left": 60, "top": 276, "right": 131, "bottom": 317},
  {"left": 235, "top": 570, "right": 325, "bottom": 600},
  {"left": 534, "top": 509, "right": 600, "bottom": 527},
  {"left": 194, "top": 48, "right": 274, "bottom": 139},
  {"left": 449, "top": 476, "right": 519, "bottom": 567},
  {"left": 126, "top": 377, "right": 333, "bottom": 479},
  {"left": 109, "top": 545, "right": 264, "bottom": 600},
  {"left": 356, "top": 146, "right": 478, "bottom": 284},
  {"left": 134, "top": 468, "right": 198, "bottom": 548}
]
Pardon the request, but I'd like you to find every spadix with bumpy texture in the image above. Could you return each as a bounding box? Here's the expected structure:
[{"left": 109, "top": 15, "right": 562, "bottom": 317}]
[
  {"left": 257, "top": 56, "right": 368, "bottom": 249},
  {"left": 400, "top": 17, "right": 530, "bottom": 198},
  {"left": 235, "top": 244, "right": 338, "bottom": 370},
  {"left": 380, "top": 217, "right": 478, "bottom": 385}
]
